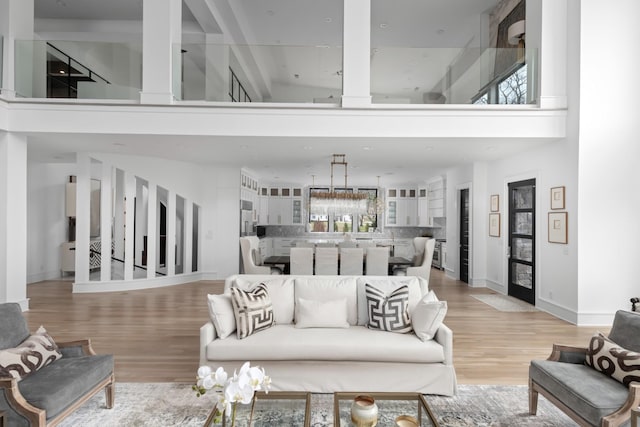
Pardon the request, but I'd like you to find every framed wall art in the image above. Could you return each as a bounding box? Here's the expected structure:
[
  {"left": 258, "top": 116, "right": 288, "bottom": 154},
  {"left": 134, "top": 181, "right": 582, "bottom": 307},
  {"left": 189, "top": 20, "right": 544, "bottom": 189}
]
[
  {"left": 489, "top": 213, "right": 500, "bottom": 237},
  {"left": 550, "top": 186, "right": 565, "bottom": 210},
  {"left": 548, "top": 212, "right": 568, "bottom": 244},
  {"left": 490, "top": 194, "right": 499, "bottom": 212}
]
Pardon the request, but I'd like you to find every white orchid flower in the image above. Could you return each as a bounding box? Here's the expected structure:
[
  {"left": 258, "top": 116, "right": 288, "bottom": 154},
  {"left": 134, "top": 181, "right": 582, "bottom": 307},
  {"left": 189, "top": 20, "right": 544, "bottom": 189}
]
[
  {"left": 247, "top": 366, "right": 266, "bottom": 390},
  {"left": 213, "top": 366, "right": 228, "bottom": 387},
  {"left": 201, "top": 375, "right": 215, "bottom": 390},
  {"left": 197, "top": 365, "right": 212, "bottom": 379},
  {"left": 225, "top": 379, "right": 254, "bottom": 405}
]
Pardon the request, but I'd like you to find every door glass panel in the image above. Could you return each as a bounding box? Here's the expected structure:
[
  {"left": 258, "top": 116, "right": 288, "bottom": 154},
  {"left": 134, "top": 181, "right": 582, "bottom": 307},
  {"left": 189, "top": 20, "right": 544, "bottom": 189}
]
[
  {"left": 512, "top": 238, "right": 532, "bottom": 262},
  {"left": 515, "top": 212, "right": 532, "bottom": 235},
  {"left": 513, "top": 186, "right": 534, "bottom": 209},
  {"left": 512, "top": 264, "right": 533, "bottom": 289}
]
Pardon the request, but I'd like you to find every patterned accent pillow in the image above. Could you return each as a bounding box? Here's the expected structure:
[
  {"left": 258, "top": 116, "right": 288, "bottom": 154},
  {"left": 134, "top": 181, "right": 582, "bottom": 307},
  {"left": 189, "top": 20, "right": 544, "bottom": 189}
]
[
  {"left": 230, "top": 283, "right": 275, "bottom": 340},
  {"left": 0, "top": 326, "right": 62, "bottom": 381},
  {"left": 365, "top": 284, "right": 412, "bottom": 333},
  {"left": 585, "top": 332, "right": 640, "bottom": 386}
]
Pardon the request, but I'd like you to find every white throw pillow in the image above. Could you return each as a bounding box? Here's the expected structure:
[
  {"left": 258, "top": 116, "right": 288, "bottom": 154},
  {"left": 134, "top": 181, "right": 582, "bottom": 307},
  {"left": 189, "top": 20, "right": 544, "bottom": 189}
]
[
  {"left": 294, "top": 278, "right": 358, "bottom": 325},
  {"left": 207, "top": 294, "right": 236, "bottom": 339},
  {"left": 294, "top": 298, "right": 350, "bottom": 329},
  {"left": 411, "top": 291, "right": 447, "bottom": 341}
]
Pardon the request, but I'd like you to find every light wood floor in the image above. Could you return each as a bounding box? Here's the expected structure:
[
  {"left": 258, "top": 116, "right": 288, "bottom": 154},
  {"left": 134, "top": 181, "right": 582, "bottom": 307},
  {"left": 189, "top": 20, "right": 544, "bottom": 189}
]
[{"left": 23, "top": 270, "right": 603, "bottom": 385}]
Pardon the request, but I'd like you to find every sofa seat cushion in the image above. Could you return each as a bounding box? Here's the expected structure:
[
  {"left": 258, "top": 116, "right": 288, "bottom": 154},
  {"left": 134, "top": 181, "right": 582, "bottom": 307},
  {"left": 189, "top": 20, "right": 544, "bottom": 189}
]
[
  {"left": 206, "top": 325, "right": 444, "bottom": 363},
  {"left": 530, "top": 359, "right": 629, "bottom": 426},
  {"left": 18, "top": 354, "right": 113, "bottom": 420}
]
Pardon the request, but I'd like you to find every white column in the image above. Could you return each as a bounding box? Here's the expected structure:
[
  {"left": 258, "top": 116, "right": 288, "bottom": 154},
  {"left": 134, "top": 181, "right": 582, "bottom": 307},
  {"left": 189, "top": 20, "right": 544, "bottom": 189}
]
[
  {"left": 535, "top": 0, "right": 568, "bottom": 108},
  {"left": 124, "top": 173, "right": 136, "bottom": 280},
  {"left": 0, "top": 0, "right": 34, "bottom": 99},
  {"left": 183, "top": 200, "right": 193, "bottom": 274},
  {"left": 100, "top": 162, "right": 113, "bottom": 282},
  {"left": 167, "top": 190, "right": 176, "bottom": 276},
  {"left": 146, "top": 183, "right": 157, "bottom": 278},
  {"left": 341, "top": 0, "right": 371, "bottom": 108},
  {"left": 74, "top": 154, "right": 91, "bottom": 283},
  {"left": 0, "top": 133, "right": 28, "bottom": 308},
  {"left": 141, "top": 0, "right": 182, "bottom": 104}
]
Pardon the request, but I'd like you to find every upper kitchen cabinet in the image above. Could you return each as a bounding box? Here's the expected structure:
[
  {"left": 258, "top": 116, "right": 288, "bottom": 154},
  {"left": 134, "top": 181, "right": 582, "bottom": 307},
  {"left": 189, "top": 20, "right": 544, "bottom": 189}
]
[
  {"left": 417, "top": 187, "right": 429, "bottom": 226},
  {"left": 266, "top": 186, "right": 303, "bottom": 225},
  {"left": 427, "top": 177, "right": 446, "bottom": 226},
  {"left": 385, "top": 188, "right": 417, "bottom": 227},
  {"left": 257, "top": 187, "right": 269, "bottom": 225}
]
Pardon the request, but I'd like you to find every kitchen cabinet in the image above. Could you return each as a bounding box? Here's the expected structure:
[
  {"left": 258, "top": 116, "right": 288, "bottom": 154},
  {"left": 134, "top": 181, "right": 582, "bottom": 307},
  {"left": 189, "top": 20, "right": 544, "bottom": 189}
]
[
  {"left": 427, "top": 177, "right": 446, "bottom": 226},
  {"left": 266, "top": 187, "right": 302, "bottom": 226},
  {"left": 385, "top": 188, "right": 417, "bottom": 227},
  {"left": 272, "top": 238, "right": 296, "bottom": 256},
  {"left": 441, "top": 242, "right": 448, "bottom": 270},
  {"left": 417, "top": 187, "right": 429, "bottom": 226},
  {"left": 258, "top": 238, "right": 272, "bottom": 260},
  {"left": 392, "top": 239, "right": 413, "bottom": 259},
  {"left": 257, "top": 187, "right": 269, "bottom": 225}
]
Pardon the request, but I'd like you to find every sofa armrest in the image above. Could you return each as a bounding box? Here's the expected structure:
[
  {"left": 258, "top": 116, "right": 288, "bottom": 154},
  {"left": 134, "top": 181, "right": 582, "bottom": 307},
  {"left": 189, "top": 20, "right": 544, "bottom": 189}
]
[
  {"left": 547, "top": 344, "right": 587, "bottom": 363},
  {"left": 434, "top": 323, "right": 454, "bottom": 366},
  {"left": 200, "top": 321, "right": 217, "bottom": 365},
  {"left": 0, "top": 377, "right": 46, "bottom": 426},
  {"left": 57, "top": 339, "right": 96, "bottom": 357}
]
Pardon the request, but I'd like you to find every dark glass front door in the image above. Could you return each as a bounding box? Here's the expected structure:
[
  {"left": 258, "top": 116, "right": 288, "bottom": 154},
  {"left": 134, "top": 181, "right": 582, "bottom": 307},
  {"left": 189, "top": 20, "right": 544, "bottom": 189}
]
[
  {"left": 459, "top": 188, "right": 469, "bottom": 283},
  {"left": 508, "top": 179, "right": 535, "bottom": 305}
]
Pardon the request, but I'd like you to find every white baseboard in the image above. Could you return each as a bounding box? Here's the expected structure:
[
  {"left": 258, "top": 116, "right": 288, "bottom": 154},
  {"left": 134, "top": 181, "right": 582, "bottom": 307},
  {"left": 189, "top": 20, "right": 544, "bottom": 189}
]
[
  {"left": 485, "top": 279, "right": 505, "bottom": 292},
  {"left": 27, "top": 270, "right": 61, "bottom": 284},
  {"left": 199, "top": 272, "right": 219, "bottom": 280}
]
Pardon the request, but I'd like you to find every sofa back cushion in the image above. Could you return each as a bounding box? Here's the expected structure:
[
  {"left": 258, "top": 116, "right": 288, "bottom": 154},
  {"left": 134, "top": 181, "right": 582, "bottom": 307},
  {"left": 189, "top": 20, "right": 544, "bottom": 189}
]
[
  {"left": 356, "top": 277, "right": 423, "bottom": 326},
  {"left": 294, "top": 277, "right": 358, "bottom": 325},
  {"left": 0, "top": 303, "right": 30, "bottom": 350},
  {"left": 234, "top": 277, "right": 295, "bottom": 324}
]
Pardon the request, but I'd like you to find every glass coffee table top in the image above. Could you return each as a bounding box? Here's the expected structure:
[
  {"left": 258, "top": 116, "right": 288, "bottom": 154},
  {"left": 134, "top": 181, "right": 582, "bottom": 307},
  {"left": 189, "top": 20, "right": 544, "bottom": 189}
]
[
  {"left": 334, "top": 392, "right": 440, "bottom": 427},
  {"left": 204, "top": 392, "right": 310, "bottom": 427}
]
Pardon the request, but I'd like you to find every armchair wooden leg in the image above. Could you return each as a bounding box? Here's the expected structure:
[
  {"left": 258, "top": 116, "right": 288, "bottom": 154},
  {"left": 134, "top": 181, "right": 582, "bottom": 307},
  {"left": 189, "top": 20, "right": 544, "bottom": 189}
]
[
  {"left": 529, "top": 378, "right": 539, "bottom": 415},
  {"left": 105, "top": 375, "right": 115, "bottom": 409}
]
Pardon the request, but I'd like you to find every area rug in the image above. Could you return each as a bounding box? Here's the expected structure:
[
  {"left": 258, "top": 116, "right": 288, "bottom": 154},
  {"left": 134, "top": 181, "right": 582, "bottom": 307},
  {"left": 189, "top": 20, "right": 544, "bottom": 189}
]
[
  {"left": 470, "top": 294, "right": 538, "bottom": 312},
  {"left": 59, "top": 383, "right": 574, "bottom": 426}
]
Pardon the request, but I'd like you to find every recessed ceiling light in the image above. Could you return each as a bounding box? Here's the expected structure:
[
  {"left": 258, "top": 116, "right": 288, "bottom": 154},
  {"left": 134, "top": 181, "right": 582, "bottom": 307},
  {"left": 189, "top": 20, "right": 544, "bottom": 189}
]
[
  {"left": 266, "top": 10, "right": 275, "bottom": 16},
  {"left": 294, "top": 74, "right": 300, "bottom": 79},
  {"left": 437, "top": 29, "right": 445, "bottom": 35},
  {"left": 379, "top": 23, "right": 389, "bottom": 29},
  {"left": 486, "top": 146, "right": 497, "bottom": 151},
  {"left": 362, "top": 146, "right": 371, "bottom": 150},
  {"left": 324, "top": 17, "right": 332, "bottom": 23},
  {"left": 303, "top": 146, "right": 313, "bottom": 150},
  {"left": 384, "top": 172, "right": 394, "bottom": 175},
  {"left": 240, "top": 145, "right": 249, "bottom": 150},
  {"left": 425, "top": 146, "right": 434, "bottom": 151},
  {"left": 113, "top": 142, "right": 125, "bottom": 147}
]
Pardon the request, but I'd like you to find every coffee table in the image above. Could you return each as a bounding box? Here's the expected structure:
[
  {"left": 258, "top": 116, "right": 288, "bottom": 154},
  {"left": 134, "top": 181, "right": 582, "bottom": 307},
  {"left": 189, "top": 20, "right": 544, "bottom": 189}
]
[
  {"left": 334, "top": 392, "right": 440, "bottom": 427},
  {"left": 203, "top": 391, "right": 310, "bottom": 427}
]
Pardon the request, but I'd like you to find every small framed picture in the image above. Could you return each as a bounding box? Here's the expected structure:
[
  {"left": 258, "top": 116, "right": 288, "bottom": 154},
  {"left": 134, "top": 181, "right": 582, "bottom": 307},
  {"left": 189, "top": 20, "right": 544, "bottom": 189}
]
[
  {"left": 548, "top": 212, "right": 568, "bottom": 244},
  {"left": 490, "top": 194, "right": 499, "bottom": 212},
  {"left": 550, "top": 186, "right": 565, "bottom": 210},
  {"left": 489, "top": 213, "right": 500, "bottom": 237}
]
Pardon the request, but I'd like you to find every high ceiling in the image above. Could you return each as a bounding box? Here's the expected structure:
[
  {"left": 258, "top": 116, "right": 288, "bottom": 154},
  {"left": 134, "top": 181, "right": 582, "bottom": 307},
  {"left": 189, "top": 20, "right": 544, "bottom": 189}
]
[{"left": 27, "top": 0, "right": 545, "bottom": 186}]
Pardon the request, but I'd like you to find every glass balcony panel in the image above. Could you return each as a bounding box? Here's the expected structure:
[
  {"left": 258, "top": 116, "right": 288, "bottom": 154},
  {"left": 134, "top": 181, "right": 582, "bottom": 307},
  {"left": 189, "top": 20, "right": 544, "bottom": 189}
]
[
  {"left": 15, "top": 40, "right": 141, "bottom": 100},
  {"left": 177, "top": 43, "right": 343, "bottom": 103},
  {"left": 370, "top": 47, "right": 537, "bottom": 105}
]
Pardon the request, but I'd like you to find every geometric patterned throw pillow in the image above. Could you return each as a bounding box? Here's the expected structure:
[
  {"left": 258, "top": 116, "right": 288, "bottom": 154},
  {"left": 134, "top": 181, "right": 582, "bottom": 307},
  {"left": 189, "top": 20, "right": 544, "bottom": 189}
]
[
  {"left": 230, "top": 283, "right": 275, "bottom": 340},
  {"left": 585, "top": 332, "right": 640, "bottom": 386},
  {"left": 365, "top": 284, "right": 412, "bottom": 333},
  {"left": 0, "top": 325, "right": 62, "bottom": 381}
]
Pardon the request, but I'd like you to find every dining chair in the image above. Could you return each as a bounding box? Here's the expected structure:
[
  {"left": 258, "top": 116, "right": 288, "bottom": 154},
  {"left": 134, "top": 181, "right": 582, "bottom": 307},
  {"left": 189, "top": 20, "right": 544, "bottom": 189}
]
[
  {"left": 393, "top": 236, "right": 429, "bottom": 275},
  {"left": 395, "top": 238, "right": 436, "bottom": 283},
  {"left": 240, "top": 237, "right": 282, "bottom": 274},
  {"left": 365, "top": 247, "right": 390, "bottom": 276},
  {"left": 315, "top": 247, "right": 338, "bottom": 275},
  {"left": 290, "top": 247, "right": 314, "bottom": 275},
  {"left": 340, "top": 248, "right": 364, "bottom": 275}
]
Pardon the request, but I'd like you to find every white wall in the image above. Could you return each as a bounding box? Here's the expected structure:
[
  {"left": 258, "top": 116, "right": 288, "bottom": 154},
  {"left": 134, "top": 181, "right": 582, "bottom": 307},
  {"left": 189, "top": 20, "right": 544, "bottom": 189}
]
[
  {"left": 26, "top": 161, "right": 76, "bottom": 283},
  {"left": 576, "top": 0, "right": 640, "bottom": 324}
]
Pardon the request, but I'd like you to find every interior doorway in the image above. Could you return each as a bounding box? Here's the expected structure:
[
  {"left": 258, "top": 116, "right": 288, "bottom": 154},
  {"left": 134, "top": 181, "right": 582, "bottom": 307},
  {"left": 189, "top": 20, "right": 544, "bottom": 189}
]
[
  {"left": 459, "top": 188, "right": 469, "bottom": 283},
  {"left": 508, "top": 179, "right": 536, "bottom": 305}
]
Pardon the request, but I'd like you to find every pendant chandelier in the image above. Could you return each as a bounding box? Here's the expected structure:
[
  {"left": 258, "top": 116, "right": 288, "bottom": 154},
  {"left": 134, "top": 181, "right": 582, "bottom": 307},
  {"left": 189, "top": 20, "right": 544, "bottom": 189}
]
[{"left": 309, "top": 154, "right": 368, "bottom": 216}]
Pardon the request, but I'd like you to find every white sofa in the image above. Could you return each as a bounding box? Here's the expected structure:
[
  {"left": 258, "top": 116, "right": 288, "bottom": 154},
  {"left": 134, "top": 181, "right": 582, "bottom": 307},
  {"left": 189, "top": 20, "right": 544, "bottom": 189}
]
[{"left": 199, "top": 274, "right": 457, "bottom": 396}]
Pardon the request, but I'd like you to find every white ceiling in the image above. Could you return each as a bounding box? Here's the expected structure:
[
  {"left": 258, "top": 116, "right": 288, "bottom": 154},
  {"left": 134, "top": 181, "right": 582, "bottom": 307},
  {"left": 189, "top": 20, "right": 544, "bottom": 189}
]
[{"left": 27, "top": 0, "right": 545, "bottom": 187}]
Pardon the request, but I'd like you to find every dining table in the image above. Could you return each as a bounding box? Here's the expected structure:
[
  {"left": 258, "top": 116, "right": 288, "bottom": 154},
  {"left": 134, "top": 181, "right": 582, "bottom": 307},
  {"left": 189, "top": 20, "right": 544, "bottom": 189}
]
[{"left": 262, "top": 255, "right": 412, "bottom": 275}]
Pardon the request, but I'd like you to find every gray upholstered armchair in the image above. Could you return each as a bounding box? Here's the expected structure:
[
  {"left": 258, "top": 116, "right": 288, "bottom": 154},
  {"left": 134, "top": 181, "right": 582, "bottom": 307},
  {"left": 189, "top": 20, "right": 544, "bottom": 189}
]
[
  {"left": 529, "top": 310, "right": 640, "bottom": 427},
  {"left": 0, "top": 303, "right": 114, "bottom": 426}
]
